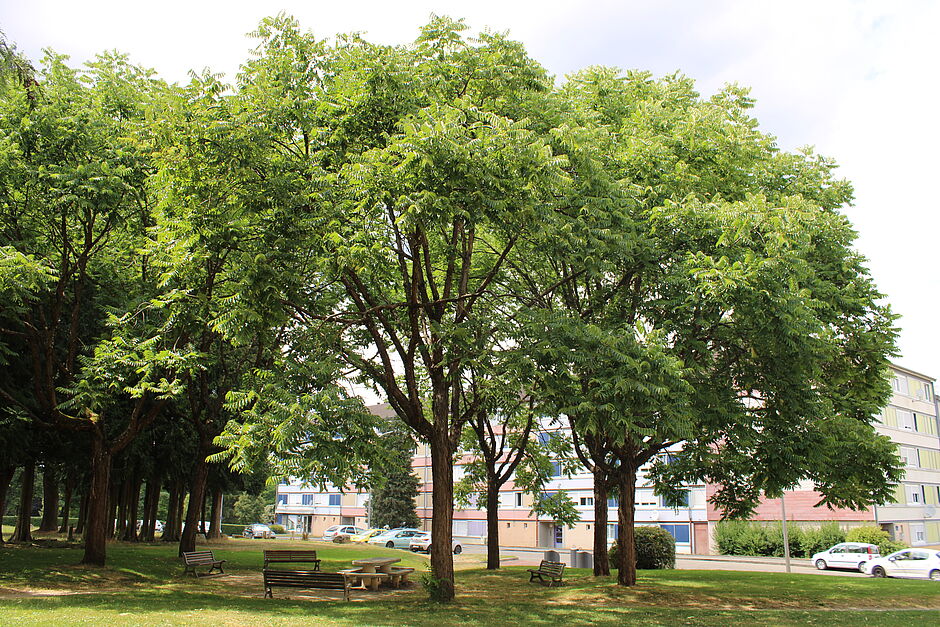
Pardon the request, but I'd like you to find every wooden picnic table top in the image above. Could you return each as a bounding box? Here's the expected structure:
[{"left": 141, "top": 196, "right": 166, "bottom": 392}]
[{"left": 351, "top": 557, "right": 401, "bottom": 567}]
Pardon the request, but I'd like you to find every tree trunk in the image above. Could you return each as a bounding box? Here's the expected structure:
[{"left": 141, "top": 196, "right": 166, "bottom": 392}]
[
  {"left": 58, "top": 473, "right": 74, "bottom": 533},
  {"left": 592, "top": 475, "right": 610, "bottom": 576},
  {"left": 207, "top": 488, "right": 223, "bottom": 540},
  {"left": 115, "top": 477, "right": 130, "bottom": 539},
  {"left": 615, "top": 467, "right": 638, "bottom": 586},
  {"left": 163, "top": 481, "right": 180, "bottom": 542},
  {"left": 484, "top": 481, "right": 500, "bottom": 570},
  {"left": 179, "top": 457, "right": 209, "bottom": 555},
  {"left": 429, "top": 426, "right": 456, "bottom": 600},
  {"left": 81, "top": 436, "right": 112, "bottom": 565},
  {"left": 0, "top": 465, "right": 16, "bottom": 543},
  {"left": 11, "top": 461, "right": 36, "bottom": 542},
  {"left": 140, "top": 477, "right": 160, "bottom": 542},
  {"left": 107, "top": 481, "right": 120, "bottom": 539},
  {"left": 39, "top": 467, "right": 59, "bottom": 531},
  {"left": 122, "top": 475, "right": 141, "bottom": 542},
  {"left": 76, "top": 490, "right": 88, "bottom": 535}
]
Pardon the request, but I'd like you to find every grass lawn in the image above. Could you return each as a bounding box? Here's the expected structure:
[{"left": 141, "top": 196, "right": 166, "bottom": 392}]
[{"left": 1, "top": 536, "right": 938, "bottom": 626}]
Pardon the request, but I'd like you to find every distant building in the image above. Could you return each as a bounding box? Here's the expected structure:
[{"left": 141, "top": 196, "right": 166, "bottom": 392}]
[{"left": 275, "top": 363, "right": 940, "bottom": 551}]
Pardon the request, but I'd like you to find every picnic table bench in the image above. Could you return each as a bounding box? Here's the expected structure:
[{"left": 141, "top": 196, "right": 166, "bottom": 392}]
[
  {"left": 527, "top": 560, "right": 565, "bottom": 587},
  {"left": 338, "top": 568, "right": 390, "bottom": 591},
  {"left": 263, "top": 549, "right": 321, "bottom": 570},
  {"left": 387, "top": 566, "right": 415, "bottom": 587},
  {"left": 263, "top": 569, "right": 353, "bottom": 601},
  {"left": 181, "top": 550, "right": 226, "bottom": 577}
]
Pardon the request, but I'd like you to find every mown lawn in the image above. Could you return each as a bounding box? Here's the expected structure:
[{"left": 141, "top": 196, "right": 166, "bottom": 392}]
[{"left": 1, "top": 538, "right": 938, "bottom": 626}]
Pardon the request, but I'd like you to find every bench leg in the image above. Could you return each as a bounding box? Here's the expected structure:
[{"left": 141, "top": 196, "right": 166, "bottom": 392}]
[{"left": 265, "top": 587, "right": 273, "bottom": 598}]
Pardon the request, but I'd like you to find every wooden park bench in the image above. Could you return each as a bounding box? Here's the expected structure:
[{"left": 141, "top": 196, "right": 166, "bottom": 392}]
[
  {"left": 181, "top": 550, "right": 226, "bottom": 577},
  {"left": 263, "top": 569, "right": 353, "bottom": 601},
  {"left": 527, "top": 560, "right": 565, "bottom": 587},
  {"left": 263, "top": 549, "right": 321, "bottom": 570}
]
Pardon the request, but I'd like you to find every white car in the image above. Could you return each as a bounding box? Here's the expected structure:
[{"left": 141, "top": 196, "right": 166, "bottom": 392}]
[
  {"left": 862, "top": 548, "right": 940, "bottom": 580},
  {"left": 243, "top": 523, "right": 276, "bottom": 539},
  {"left": 322, "top": 525, "right": 364, "bottom": 541},
  {"left": 408, "top": 532, "right": 463, "bottom": 554},
  {"left": 811, "top": 542, "right": 880, "bottom": 572}
]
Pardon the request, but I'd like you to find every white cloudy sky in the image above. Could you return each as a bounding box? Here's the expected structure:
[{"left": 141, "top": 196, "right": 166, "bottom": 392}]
[{"left": 3, "top": 0, "right": 938, "bottom": 379}]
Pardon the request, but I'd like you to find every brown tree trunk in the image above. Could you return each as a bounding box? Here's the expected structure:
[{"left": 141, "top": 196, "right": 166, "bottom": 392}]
[
  {"left": 615, "top": 468, "right": 638, "bottom": 586},
  {"left": 58, "top": 474, "right": 74, "bottom": 533},
  {"left": 115, "top": 476, "right": 130, "bottom": 539},
  {"left": 593, "top": 476, "right": 610, "bottom": 576},
  {"left": 429, "top": 425, "right": 456, "bottom": 600},
  {"left": 39, "top": 466, "right": 59, "bottom": 531},
  {"left": 11, "top": 461, "right": 36, "bottom": 542},
  {"left": 207, "top": 488, "right": 223, "bottom": 540},
  {"left": 107, "top": 481, "right": 120, "bottom": 539},
  {"left": 485, "top": 481, "right": 500, "bottom": 570},
  {"left": 163, "top": 481, "right": 180, "bottom": 542},
  {"left": 75, "top": 490, "right": 88, "bottom": 534},
  {"left": 140, "top": 477, "right": 161, "bottom": 541},
  {"left": 81, "top": 436, "right": 112, "bottom": 565},
  {"left": 0, "top": 465, "right": 16, "bottom": 543},
  {"left": 179, "top": 456, "right": 209, "bottom": 555},
  {"left": 122, "top": 475, "right": 141, "bottom": 542}
]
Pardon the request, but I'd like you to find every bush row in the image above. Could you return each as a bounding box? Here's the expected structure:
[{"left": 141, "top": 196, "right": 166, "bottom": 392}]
[{"left": 714, "top": 521, "right": 906, "bottom": 558}]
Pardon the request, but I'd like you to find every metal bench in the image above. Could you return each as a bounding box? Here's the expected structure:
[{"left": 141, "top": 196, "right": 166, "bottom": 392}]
[
  {"left": 263, "top": 549, "right": 321, "bottom": 570},
  {"left": 527, "top": 560, "right": 565, "bottom": 586},
  {"left": 181, "top": 550, "right": 226, "bottom": 577},
  {"left": 263, "top": 569, "right": 353, "bottom": 601}
]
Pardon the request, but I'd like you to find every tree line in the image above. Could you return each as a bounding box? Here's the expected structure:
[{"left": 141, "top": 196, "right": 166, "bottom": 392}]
[{"left": 1, "top": 14, "right": 903, "bottom": 599}]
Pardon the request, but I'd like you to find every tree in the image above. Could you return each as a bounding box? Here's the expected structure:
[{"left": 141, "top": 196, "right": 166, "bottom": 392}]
[
  {"left": 519, "top": 68, "right": 900, "bottom": 586},
  {"left": 368, "top": 429, "right": 420, "bottom": 529}
]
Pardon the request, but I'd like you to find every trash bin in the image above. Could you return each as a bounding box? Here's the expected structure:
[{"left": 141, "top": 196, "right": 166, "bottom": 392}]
[
  {"left": 544, "top": 550, "right": 560, "bottom": 562},
  {"left": 579, "top": 551, "right": 594, "bottom": 569}
]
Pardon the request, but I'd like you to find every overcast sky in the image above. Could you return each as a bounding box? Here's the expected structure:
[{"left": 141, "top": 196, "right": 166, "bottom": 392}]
[{"left": 3, "top": 0, "right": 938, "bottom": 380}]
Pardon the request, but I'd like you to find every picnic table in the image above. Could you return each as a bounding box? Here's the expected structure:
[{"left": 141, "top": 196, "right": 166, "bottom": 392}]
[{"left": 340, "top": 557, "right": 407, "bottom": 591}]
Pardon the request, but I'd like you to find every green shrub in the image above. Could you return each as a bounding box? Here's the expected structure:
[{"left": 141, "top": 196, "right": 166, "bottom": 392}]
[
  {"left": 609, "top": 526, "right": 676, "bottom": 569},
  {"left": 269, "top": 524, "right": 286, "bottom": 535},
  {"left": 714, "top": 520, "right": 748, "bottom": 555},
  {"left": 879, "top": 539, "right": 907, "bottom": 555},
  {"left": 800, "top": 522, "right": 846, "bottom": 556}
]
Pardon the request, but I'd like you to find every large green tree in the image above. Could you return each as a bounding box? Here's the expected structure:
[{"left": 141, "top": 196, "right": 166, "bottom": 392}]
[{"left": 519, "top": 68, "right": 901, "bottom": 586}]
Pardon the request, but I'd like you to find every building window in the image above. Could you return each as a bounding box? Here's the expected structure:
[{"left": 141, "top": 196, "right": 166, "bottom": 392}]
[
  {"left": 277, "top": 494, "right": 287, "bottom": 505},
  {"left": 580, "top": 497, "right": 594, "bottom": 506},
  {"left": 897, "top": 409, "right": 915, "bottom": 431},
  {"left": 302, "top": 494, "right": 313, "bottom": 506},
  {"left": 662, "top": 491, "right": 690, "bottom": 509},
  {"left": 892, "top": 375, "right": 907, "bottom": 394},
  {"left": 550, "top": 461, "right": 563, "bottom": 477},
  {"left": 515, "top": 492, "right": 523, "bottom": 507},
  {"left": 660, "top": 523, "right": 691, "bottom": 544},
  {"left": 899, "top": 446, "right": 919, "bottom": 468},
  {"left": 607, "top": 497, "right": 618, "bottom": 508},
  {"left": 607, "top": 523, "right": 619, "bottom": 540},
  {"left": 907, "top": 485, "right": 923, "bottom": 505},
  {"left": 328, "top": 494, "right": 341, "bottom": 506}
]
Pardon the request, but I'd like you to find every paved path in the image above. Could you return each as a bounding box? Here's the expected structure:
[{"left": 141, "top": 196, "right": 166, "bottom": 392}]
[{"left": 459, "top": 542, "right": 868, "bottom": 577}]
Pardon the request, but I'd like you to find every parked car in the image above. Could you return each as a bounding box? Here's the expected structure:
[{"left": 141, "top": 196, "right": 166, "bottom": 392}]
[
  {"left": 322, "top": 525, "right": 364, "bottom": 541},
  {"left": 243, "top": 523, "right": 276, "bottom": 539},
  {"left": 408, "top": 532, "right": 462, "bottom": 554},
  {"left": 811, "top": 542, "right": 880, "bottom": 572},
  {"left": 367, "top": 528, "right": 424, "bottom": 549},
  {"left": 135, "top": 520, "right": 164, "bottom": 534},
  {"left": 861, "top": 548, "right": 940, "bottom": 580},
  {"left": 349, "top": 528, "right": 385, "bottom": 543}
]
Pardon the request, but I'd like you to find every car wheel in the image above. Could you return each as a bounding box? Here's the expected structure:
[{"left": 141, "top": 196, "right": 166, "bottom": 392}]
[
  {"left": 929, "top": 569, "right": 940, "bottom": 581},
  {"left": 858, "top": 562, "right": 867, "bottom": 573},
  {"left": 453, "top": 544, "right": 462, "bottom": 555},
  {"left": 386, "top": 541, "right": 395, "bottom": 548},
  {"left": 872, "top": 566, "right": 886, "bottom": 578},
  {"left": 814, "top": 559, "right": 827, "bottom": 570}
]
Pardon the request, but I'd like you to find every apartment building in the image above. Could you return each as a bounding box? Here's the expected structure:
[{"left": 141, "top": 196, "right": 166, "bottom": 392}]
[{"left": 275, "top": 363, "right": 940, "bottom": 552}]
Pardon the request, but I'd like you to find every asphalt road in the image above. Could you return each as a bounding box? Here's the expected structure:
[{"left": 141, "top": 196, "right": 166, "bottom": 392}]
[{"left": 458, "top": 543, "right": 869, "bottom": 577}]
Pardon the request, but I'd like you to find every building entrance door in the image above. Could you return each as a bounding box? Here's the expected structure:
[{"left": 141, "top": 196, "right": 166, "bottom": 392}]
[{"left": 554, "top": 524, "right": 564, "bottom": 548}]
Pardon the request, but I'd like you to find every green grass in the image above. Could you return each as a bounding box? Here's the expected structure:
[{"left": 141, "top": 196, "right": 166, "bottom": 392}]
[{"left": 1, "top": 537, "right": 938, "bottom": 626}]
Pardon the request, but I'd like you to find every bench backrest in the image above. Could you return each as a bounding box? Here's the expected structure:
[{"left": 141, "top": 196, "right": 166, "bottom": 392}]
[
  {"left": 263, "top": 550, "right": 318, "bottom": 559},
  {"left": 538, "top": 560, "right": 565, "bottom": 576},
  {"left": 182, "top": 550, "right": 217, "bottom": 564},
  {"left": 263, "top": 569, "right": 346, "bottom": 590}
]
